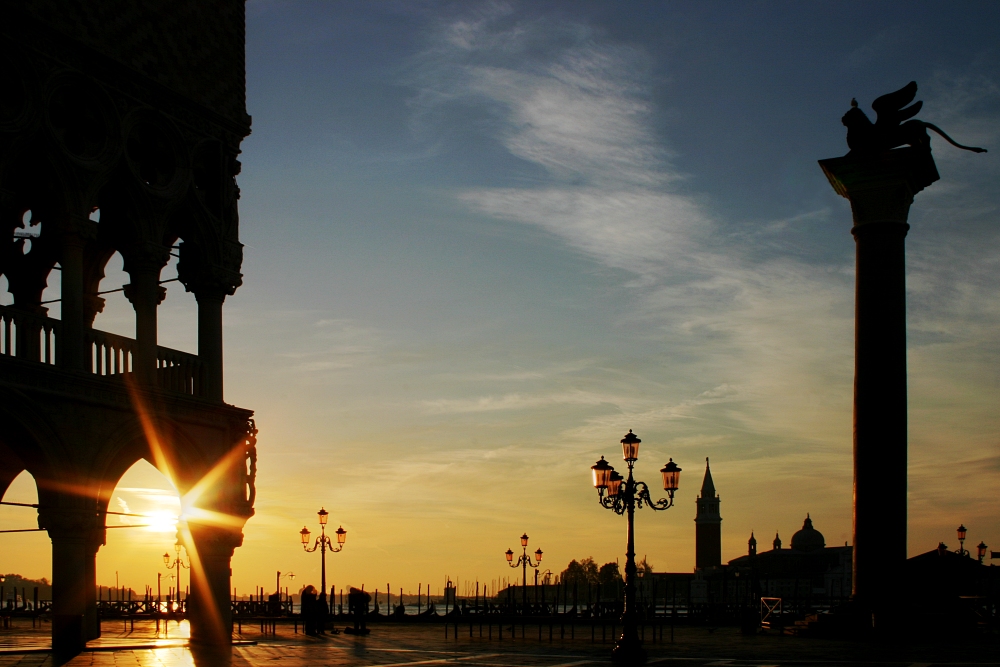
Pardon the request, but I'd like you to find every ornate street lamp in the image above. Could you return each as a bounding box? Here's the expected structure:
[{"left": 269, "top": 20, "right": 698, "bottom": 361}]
[
  {"left": 276, "top": 571, "right": 295, "bottom": 599},
  {"left": 301, "top": 507, "right": 346, "bottom": 598},
  {"left": 977, "top": 541, "right": 988, "bottom": 564},
  {"left": 591, "top": 430, "right": 681, "bottom": 665},
  {"left": 956, "top": 525, "right": 969, "bottom": 557},
  {"left": 505, "top": 533, "right": 542, "bottom": 614},
  {"left": 163, "top": 543, "right": 189, "bottom": 609}
]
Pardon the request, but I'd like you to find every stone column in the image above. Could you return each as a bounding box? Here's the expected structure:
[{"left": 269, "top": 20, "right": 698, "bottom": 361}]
[
  {"left": 82, "top": 533, "right": 103, "bottom": 641},
  {"left": 122, "top": 244, "right": 169, "bottom": 383},
  {"left": 186, "top": 525, "right": 243, "bottom": 647},
  {"left": 57, "top": 216, "right": 97, "bottom": 371},
  {"left": 819, "top": 147, "right": 938, "bottom": 630},
  {"left": 38, "top": 503, "right": 104, "bottom": 660},
  {"left": 195, "top": 289, "right": 226, "bottom": 402}
]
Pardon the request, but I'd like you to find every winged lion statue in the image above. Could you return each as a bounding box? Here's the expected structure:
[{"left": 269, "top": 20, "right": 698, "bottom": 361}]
[{"left": 842, "top": 81, "right": 986, "bottom": 155}]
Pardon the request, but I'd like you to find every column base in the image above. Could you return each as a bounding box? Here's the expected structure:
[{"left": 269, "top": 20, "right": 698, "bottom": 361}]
[
  {"left": 52, "top": 614, "right": 84, "bottom": 664},
  {"left": 190, "top": 642, "right": 233, "bottom": 667}
]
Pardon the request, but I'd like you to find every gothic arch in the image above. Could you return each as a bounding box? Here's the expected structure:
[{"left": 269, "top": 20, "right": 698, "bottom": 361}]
[{"left": 0, "top": 385, "right": 67, "bottom": 481}]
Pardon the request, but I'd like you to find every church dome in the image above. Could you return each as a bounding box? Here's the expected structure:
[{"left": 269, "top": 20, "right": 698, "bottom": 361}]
[{"left": 790, "top": 514, "right": 825, "bottom": 552}]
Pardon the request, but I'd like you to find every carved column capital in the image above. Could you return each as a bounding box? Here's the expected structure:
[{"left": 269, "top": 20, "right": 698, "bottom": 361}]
[
  {"left": 122, "top": 283, "right": 167, "bottom": 306},
  {"left": 57, "top": 217, "right": 99, "bottom": 245},
  {"left": 37, "top": 508, "right": 106, "bottom": 547},
  {"left": 819, "top": 146, "right": 938, "bottom": 232},
  {"left": 184, "top": 524, "right": 245, "bottom": 559},
  {"left": 177, "top": 256, "right": 242, "bottom": 301},
  {"left": 83, "top": 294, "right": 106, "bottom": 325},
  {"left": 121, "top": 242, "right": 171, "bottom": 276}
]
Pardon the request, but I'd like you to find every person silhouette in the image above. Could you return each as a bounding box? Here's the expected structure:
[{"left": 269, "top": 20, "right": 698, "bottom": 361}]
[
  {"left": 317, "top": 589, "right": 328, "bottom": 634},
  {"left": 300, "top": 585, "right": 318, "bottom": 636},
  {"left": 345, "top": 587, "right": 372, "bottom": 635}
]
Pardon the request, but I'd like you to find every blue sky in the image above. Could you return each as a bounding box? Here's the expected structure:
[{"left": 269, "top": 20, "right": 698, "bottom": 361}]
[{"left": 3, "top": 1, "right": 998, "bottom": 594}]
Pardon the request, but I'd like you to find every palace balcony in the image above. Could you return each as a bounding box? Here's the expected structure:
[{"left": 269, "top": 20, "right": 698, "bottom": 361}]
[{"left": 0, "top": 304, "right": 204, "bottom": 398}]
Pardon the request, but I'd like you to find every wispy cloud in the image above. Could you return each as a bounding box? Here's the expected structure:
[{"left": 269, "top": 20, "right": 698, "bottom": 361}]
[{"left": 412, "top": 11, "right": 858, "bottom": 453}]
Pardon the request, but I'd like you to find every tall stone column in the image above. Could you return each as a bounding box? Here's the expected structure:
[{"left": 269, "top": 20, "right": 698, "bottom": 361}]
[
  {"left": 82, "top": 533, "right": 103, "bottom": 641},
  {"left": 178, "top": 252, "right": 240, "bottom": 402},
  {"left": 819, "top": 147, "right": 938, "bottom": 630},
  {"left": 186, "top": 525, "right": 243, "bottom": 648},
  {"left": 57, "top": 216, "right": 97, "bottom": 371},
  {"left": 38, "top": 502, "right": 105, "bottom": 660},
  {"left": 123, "top": 244, "right": 169, "bottom": 383},
  {"left": 195, "top": 288, "right": 226, "bottom": 402}
]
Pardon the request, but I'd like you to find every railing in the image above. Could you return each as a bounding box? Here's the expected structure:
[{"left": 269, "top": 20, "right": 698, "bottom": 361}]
[
  {"left": 157, "top": 346, "right": 203, "bottom": 397},
  {"left": 232, "top": 600, "right": 295, "bottom": 618},
  {"left": 86, "top": 328, "right": 135, "bottom": 376},
  {"left": 0, "top": 305, "right": 59, "bottom": 365},
  {"left": 96, "top": 599, "right": 187, "bottom": 616},
  {"left": 0, "top": 304, "right": 203, "bottom": 398}
]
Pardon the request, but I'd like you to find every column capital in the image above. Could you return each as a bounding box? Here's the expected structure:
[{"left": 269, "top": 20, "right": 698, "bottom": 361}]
[
  {"left": 819, "top": 147, "right": 938, "bottom": 229},
  {"left": 120, "top": 241, "right": 170, "bottom": 276},
  {"left": 184, "top": 524, "right": 245, "bottom": 559},
  {"left": 52, "top": 214, "right": 99, "bottom": 247},
  {"left": 122, "top": 283, "right": 167, "bottom": 306},
  {"left": 178, "top": 262, "right": 242, "bottom": 301},
  {"left": 37, "top": 508, "right": 106, "bottom": 546},
  {"left": 176, "top": 239, "right": 243, "bottom": 299}
]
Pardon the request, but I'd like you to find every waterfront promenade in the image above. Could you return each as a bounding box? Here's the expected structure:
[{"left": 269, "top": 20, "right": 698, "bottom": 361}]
[{"left": 0, "top": 621, "right": 997, "bottom": 667}]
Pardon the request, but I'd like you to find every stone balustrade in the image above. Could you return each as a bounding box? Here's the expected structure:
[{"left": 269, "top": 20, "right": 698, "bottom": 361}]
[{"left": 0, "top": 304, "right": 204, "bottom": 398}]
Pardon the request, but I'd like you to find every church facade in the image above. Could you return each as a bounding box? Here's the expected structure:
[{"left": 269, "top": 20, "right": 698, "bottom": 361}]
[{"left": 650, "top": 460, "right": 852, "bottom": 612}]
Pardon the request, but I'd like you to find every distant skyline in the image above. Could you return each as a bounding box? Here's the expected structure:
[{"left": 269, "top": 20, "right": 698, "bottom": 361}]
[{"left": 2, "top": 1, "right": 999, "bottom": 595}]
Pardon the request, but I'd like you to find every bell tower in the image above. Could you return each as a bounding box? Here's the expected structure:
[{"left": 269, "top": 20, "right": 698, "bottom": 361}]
[{"left": 694, "top": 458, "right": 722, "bottom": 569}]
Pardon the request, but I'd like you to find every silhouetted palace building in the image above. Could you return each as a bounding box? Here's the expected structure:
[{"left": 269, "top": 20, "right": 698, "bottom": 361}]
[{"left": 0, "top": 1, "right": 256, "bottom": 659}]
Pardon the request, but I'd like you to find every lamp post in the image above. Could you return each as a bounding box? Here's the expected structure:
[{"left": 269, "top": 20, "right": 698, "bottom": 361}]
[
  {"left": 163, "top": 544, "right": 189, "bottom": 610},
  {"left": 956, "top": 525, "right": 969, "bottom": 557},
  {"left": 505, "top": 533, "right": 542, "bottom": 613},
  {"left": 591, "top": 429, "right": 681, "bottom": 666},
  {"left": 300, "top": 507, "right": 346, "bottom": 598},
  {"left": 977, "top": 542, "right": 988, "bottom": 564},
  {"left": 276, "top": 571, "right": 295, "bottom": 598}
]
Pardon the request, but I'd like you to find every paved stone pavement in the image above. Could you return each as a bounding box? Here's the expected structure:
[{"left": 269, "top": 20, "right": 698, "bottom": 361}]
[{"left": 0, "top": 621, "right": 997, "bottom": 667}]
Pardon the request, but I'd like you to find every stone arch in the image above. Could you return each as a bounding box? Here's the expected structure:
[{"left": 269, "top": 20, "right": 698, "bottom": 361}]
[
  {"left": 97, "top": 458, "right": 183, "bottom": 601},
  {"left": 0, "top": 385, "right": 67, "bottom": 482},
  {"left": 0, "top": 441, "right": 26, "bottom": 501},
  {"left": 93, "top": 416, "right": 209, "bottom": 518},
  {"left": 0, "top": 468, "right": 50, "bottom": 586}
]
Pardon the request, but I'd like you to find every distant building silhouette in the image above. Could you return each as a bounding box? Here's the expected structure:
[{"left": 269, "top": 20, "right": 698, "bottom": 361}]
[
  {"left": 728, "top": 515, "right": 852, "bottom": 604},
  {"left": 651, "top": 462, "right": 997, "bottom": 630},
  {"left": 694, "top": 458, "right": 721, "bottom": 569}
]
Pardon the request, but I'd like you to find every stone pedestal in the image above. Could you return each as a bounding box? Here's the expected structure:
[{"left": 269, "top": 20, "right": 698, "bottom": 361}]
[{"left": 819, "top": 147, "right": 938, "bottom": 631}]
